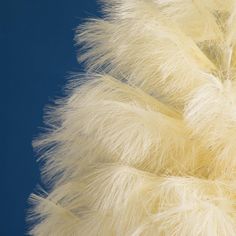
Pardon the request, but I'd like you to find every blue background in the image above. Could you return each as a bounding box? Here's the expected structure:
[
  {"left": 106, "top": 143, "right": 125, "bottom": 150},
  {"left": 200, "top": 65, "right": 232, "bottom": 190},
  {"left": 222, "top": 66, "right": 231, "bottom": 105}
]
[{"left": 2, "top": 1, "right": 100, "bottom": 235}]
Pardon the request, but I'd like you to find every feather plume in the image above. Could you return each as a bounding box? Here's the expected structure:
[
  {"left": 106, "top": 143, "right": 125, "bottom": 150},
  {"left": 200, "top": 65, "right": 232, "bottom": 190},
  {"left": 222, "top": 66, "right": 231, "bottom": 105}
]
[{"left": 29, "top": 0, "right": 236, "bottom": 235}]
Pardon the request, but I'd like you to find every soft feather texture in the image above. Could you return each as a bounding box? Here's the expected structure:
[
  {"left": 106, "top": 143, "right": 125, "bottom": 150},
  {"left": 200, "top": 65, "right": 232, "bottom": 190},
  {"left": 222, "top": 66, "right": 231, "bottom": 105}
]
[{"left": 28, "top": 0, "right": 236, "bottom": 235}]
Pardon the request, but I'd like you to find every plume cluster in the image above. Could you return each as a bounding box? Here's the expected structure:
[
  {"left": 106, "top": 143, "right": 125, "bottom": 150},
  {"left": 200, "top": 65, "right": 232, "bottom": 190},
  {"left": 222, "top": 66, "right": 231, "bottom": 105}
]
[{"left": 28, "top": 0, "right": 236, "bottom": 235}]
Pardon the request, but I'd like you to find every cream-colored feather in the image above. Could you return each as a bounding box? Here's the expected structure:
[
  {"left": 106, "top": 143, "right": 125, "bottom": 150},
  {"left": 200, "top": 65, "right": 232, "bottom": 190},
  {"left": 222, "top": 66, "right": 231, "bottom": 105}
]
[
  {"left": 28, "top": 0, "right": 236, "bottom": 235},
  {"left": 76, "top": 1, "right": 216, "bottom": 109}
]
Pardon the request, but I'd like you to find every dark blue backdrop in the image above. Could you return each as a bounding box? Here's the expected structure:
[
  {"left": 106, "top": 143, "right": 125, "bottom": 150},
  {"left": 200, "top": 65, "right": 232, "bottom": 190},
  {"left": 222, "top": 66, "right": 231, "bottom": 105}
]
[{"left": 2, "top": 1, "right": 99, "bottom": 235}]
